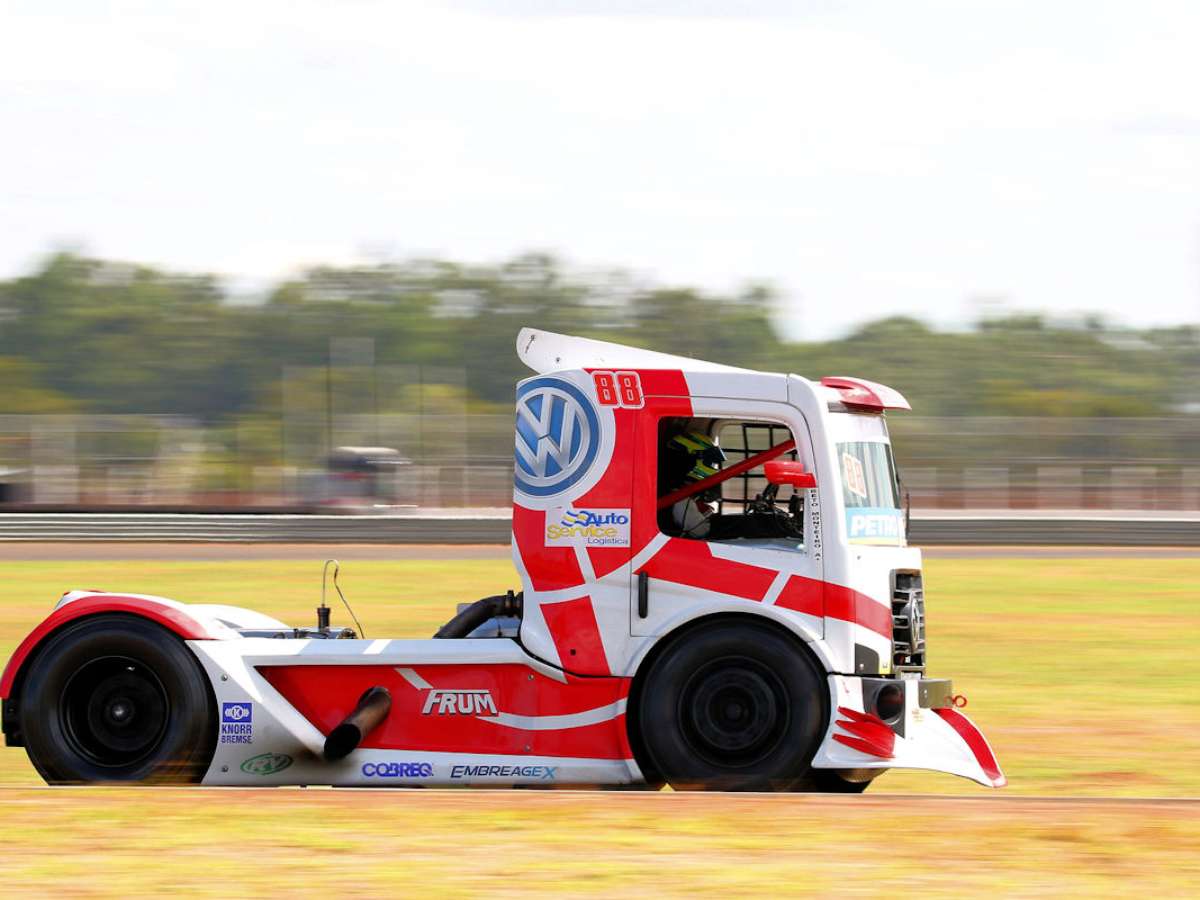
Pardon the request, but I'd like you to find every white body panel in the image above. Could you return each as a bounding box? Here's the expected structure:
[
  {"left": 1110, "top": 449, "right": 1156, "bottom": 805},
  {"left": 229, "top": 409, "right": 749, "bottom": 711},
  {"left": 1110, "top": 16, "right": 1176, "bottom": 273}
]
[
  {"left": 517, "top": 327, "right": 753, "bottom": 376},
  {"left": 189, "top": 636, "right": 641, "bottom": 787},
  {"left": 813, "top": 675, "right": 1005, "bottom": 787}
]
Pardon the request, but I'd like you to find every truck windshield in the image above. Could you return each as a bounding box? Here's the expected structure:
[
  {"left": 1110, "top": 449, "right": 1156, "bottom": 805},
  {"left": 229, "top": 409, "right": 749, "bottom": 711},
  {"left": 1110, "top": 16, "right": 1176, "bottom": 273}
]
[{"left": 837, "top": 440, "right": 904, "bottom": 545}]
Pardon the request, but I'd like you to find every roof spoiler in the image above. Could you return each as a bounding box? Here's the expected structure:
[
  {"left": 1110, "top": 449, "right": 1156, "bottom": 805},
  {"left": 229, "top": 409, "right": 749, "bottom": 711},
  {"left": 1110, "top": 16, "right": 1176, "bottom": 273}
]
[
  {"left": 516, "top": 327, "right": 751, "bottom": 375},
  {"left": 820, "top": 376, "right": 911, "bottom": 412}
]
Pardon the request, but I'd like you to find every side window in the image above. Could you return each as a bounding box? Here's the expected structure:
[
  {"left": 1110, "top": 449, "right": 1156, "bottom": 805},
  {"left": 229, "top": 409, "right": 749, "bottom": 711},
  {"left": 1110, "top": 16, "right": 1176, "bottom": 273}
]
[
  {"left": 716, "top": 421, "right": 800, "bottom": 515},
  {"left": 656, "top": 417, "right": 807, "bottom": 548}
]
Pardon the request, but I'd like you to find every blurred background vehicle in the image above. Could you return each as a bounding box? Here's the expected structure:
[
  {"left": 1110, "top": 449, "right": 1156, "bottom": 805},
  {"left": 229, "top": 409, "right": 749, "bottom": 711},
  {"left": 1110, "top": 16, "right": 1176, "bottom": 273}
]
[{"left": 304, "top": 446, "right": 413, "bottom": 511}]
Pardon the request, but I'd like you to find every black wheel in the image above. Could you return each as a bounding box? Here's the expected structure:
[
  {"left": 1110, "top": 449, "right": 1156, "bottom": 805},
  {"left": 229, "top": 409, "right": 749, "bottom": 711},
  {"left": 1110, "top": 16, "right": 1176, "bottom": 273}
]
[
  {"left": 18, "top": 615, "right": 217, "bottom": 784},
  {"left": 636, "top": 621, "right": 827, "bottom": 791}
]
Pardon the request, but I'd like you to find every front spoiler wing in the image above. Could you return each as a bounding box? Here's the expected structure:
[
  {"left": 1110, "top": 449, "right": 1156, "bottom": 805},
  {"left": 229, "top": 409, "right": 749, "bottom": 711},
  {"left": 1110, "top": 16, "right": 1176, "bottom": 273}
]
[{"left": 811, "top": 674, "right": 1006, "bottom": 788}]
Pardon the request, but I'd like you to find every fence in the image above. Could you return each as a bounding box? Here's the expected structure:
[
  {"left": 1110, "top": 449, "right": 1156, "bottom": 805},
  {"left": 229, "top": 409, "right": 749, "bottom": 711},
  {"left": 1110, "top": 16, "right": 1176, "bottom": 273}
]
[
  {"left": 889, "top": 417, "right": 1200, "bottom": 510},
  {"left": 0, "top": 414, "right": 1198, "bottom": 512},
  {"left": 0, "top": 512, "right": 1193, "bottom": 545}
]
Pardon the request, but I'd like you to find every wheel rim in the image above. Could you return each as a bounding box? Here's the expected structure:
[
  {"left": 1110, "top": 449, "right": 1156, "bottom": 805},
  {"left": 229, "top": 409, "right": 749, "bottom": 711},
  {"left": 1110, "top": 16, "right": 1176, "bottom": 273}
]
[
  {"left": 59, "top": 656, "right": 170, "bottom": 768},
  {"left": 677, "top": 655, "right": 790, "bottom": 768}
]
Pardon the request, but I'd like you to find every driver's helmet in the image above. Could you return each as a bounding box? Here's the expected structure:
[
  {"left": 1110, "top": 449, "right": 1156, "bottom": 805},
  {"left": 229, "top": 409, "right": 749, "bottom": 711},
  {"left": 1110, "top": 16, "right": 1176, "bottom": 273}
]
[{"left": 668, "top": 431, "right": 726, "bottom": 491}]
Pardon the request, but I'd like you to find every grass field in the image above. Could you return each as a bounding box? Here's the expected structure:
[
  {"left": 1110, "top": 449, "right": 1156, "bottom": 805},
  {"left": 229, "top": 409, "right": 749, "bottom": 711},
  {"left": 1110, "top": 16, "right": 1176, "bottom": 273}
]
[{"left": 1, "top": 555, "right": 1198, "bottom": 895}]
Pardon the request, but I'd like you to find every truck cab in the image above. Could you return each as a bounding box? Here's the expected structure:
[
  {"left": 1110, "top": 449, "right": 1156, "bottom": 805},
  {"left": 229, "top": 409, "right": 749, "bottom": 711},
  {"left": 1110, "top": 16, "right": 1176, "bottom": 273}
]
[{"left": 511, "top": 328, "right": 1002, "bottom": 789}]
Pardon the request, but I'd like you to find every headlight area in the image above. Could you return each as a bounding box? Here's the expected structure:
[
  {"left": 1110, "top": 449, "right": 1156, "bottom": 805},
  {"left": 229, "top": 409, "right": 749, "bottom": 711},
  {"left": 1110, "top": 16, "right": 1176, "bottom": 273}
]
[{"left": 859, "top": 677, "right": 954, "bottom": 738}]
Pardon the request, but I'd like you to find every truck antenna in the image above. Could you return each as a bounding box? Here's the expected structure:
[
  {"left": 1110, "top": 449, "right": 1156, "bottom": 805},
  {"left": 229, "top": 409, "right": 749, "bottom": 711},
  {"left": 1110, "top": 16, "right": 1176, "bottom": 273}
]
[{"left": 320, "top": 559, "right": 366, "bottom": 638}]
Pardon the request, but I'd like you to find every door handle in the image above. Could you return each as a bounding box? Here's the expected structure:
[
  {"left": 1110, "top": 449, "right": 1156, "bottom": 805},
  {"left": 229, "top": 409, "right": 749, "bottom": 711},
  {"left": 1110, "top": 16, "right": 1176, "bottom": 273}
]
[{"left": 637, "top": 570, "right": 649, "bottom": 618}]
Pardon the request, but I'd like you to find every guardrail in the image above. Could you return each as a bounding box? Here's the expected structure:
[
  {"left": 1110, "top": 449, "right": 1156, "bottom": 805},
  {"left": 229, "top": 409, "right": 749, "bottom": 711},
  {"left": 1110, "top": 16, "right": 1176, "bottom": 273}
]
[{"left": 0, "top": 513, "right": 1195, "bottom": 545}]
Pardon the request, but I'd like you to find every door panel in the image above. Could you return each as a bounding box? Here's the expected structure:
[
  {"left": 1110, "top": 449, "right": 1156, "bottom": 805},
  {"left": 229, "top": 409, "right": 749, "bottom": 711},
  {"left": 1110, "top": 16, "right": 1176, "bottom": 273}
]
[{"left": 630, "top": 400, "right": 824, "bottom": 636}]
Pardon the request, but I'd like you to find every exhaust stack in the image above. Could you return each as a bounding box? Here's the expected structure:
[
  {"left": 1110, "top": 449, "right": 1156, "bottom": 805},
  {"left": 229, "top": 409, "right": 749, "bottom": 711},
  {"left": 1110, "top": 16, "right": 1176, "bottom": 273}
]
[{"left": 323, "top": 686, "right": 392, "bottom": 761}]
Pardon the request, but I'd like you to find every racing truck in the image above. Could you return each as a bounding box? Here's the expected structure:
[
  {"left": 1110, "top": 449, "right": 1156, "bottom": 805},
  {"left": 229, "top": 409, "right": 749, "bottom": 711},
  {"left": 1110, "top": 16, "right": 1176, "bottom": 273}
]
[{"left": 0, "top": 329, "right": 1004, "bottom": 791}]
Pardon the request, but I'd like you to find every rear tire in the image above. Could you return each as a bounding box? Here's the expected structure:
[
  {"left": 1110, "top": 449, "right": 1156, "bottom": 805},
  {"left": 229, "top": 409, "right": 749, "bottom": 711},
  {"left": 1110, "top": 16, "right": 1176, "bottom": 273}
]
[
  {"left": 18, "top": 614, "right": 217, "bottom": 784},
  {"left": 637, "top": 621, "right": 827, "bottom": 791}
]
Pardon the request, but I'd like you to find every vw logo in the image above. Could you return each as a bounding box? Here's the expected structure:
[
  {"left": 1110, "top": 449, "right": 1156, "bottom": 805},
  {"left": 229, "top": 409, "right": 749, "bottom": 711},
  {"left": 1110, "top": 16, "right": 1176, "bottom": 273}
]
[{"left": 514, "top": 377, "right": 600, "bottom": 498}]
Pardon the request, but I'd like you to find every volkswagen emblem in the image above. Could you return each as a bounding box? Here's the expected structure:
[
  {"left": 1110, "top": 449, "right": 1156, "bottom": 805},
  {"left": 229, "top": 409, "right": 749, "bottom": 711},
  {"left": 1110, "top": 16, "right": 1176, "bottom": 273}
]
[{"left": 514, "top": 376, "right": 601, "bottom": 498}]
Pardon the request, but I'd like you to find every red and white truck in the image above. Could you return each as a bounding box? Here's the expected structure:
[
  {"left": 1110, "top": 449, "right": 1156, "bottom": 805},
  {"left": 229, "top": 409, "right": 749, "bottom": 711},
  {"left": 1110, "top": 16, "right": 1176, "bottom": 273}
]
[{"left": 0, "top": 328, "right": 1003, "bottom": 790}]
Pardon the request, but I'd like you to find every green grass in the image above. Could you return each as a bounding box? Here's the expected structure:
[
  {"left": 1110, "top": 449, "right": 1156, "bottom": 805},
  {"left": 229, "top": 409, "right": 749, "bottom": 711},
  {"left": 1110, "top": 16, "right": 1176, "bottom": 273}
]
[
  {"left": 884, "top": 557, "right": 1200, "bottom": 797},
  {"left": 1, "top": 555, "right": 1198, "bottom": 895}
]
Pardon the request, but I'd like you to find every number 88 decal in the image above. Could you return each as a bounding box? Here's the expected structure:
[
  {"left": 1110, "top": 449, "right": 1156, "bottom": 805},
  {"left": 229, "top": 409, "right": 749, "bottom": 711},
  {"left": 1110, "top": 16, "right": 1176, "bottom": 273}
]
[{"left": 592, "top": 371, "right": 644, "bottom": 408}]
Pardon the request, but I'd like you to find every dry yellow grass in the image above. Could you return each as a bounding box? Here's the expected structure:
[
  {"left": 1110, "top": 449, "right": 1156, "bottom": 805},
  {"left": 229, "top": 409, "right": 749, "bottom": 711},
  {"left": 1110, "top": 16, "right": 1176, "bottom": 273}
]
[
  {"left": 0, "top": 555, "right": 1198, "bottom": 895},
  {"left": 2, "top": 789, "right": 1198, "bottom": 897}
]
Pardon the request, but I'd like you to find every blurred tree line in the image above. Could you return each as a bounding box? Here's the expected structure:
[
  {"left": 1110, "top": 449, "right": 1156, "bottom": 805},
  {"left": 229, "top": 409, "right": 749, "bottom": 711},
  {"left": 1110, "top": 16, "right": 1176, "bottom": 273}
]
[{"left": 1, "top": 251, "right": 1197, "bottom": 423}]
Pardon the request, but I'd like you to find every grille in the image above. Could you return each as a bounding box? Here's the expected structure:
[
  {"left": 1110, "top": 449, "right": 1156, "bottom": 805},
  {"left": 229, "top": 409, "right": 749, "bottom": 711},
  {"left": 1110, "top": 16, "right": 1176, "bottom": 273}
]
[{"left": 892, "top": 571, "right": 926, "bottom": 673}]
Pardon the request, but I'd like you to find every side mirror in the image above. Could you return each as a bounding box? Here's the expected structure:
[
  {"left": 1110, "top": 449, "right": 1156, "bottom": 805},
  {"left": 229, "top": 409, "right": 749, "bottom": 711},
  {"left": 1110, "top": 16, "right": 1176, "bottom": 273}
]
[{"left": 764, "top": 460, "right": 817, "bottom": 489}]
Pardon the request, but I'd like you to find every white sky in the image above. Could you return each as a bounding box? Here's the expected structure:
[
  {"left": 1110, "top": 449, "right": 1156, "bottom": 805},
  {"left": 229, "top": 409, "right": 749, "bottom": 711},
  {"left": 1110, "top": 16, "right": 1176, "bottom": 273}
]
[{"left": 2, "top": 0, "right": 1198, "bottom": 339}]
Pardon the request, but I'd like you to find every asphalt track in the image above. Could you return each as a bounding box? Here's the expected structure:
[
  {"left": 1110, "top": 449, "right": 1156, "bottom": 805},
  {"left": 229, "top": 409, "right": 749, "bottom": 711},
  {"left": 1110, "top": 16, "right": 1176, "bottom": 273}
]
[{"left": 0, "top": 542, "right": 1193, "bottom": 560}]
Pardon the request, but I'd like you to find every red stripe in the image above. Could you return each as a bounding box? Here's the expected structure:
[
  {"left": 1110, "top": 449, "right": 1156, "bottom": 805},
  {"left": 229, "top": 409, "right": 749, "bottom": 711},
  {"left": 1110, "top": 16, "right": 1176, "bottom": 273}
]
[
  {"left": 833, "top": 734, "right": 893, "bottom": 758},
  {"left": 259, "top": 664, "right": 630, "bottom": 760},
  {"left": 774, "top": 576, "right": 892, "bottom": 639},
  {"left": 512, "top": 505, "right": 582, "bottom": 591},
  {"left": 1, "top": 595, "right": 214, "bottom": 698},
  {"left": 587, "top": 545, "right": 636, "bottom": 581},
  {"left": 576, "top": 403, "right": 639, "bottom": 579},
  {"left": 634, "top": 543, "right": 892, "bottom": 639},
  {"left": 832, "top": 705, "right": 895, "bottom": 758},
  {"left": 774, "top": 575, "right": 823, "bottom": 617},
  {"left": 825, "top": 584, "right": 892, "bottom": 640},
  {"left": 632, "top": 370, "right": 690, "bottom": 396},
  {"left": 934, "top": 707, "right": 1006, "bottom": 787},
  {"left": 540, "top": 595, "right": 610, "bottom": 675},
  {"left": 639, "top": 538, "right": 777, "bottom": 602}
]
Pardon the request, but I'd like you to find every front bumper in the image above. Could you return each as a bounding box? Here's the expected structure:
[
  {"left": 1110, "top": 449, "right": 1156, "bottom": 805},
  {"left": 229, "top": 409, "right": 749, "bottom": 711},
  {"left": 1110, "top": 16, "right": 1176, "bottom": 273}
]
[{"left": 810, "top": 674, "right": 1006, "bottom": 788}]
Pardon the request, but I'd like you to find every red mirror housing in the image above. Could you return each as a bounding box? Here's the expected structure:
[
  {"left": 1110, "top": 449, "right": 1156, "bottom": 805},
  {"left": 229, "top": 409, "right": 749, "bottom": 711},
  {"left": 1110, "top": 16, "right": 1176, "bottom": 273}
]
[{"left": 764, "top": 460, "right": 817, "bottom": 489}]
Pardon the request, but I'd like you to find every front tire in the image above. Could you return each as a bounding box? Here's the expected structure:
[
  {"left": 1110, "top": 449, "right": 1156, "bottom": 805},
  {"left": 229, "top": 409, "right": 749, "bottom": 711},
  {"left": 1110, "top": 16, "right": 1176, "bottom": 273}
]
[
  {"left": 18, "top": 614, "right": 217, "bottom": 784},
  {"left": 637, "top": 621, "right": 827, "bottom": 791}
]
